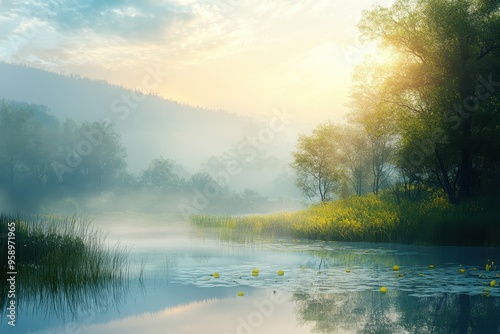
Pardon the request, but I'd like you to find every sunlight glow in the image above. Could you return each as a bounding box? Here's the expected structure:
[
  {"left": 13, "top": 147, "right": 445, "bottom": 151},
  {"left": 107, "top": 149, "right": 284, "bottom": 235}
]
[{"left": 0, "top": 0, "right": 396, "bottom": 123}]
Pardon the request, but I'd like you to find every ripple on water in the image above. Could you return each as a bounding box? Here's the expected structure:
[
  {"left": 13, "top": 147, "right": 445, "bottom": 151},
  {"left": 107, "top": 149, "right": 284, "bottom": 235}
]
[{"left": 171, "top": 263, "right": 499, "bottom": 297}]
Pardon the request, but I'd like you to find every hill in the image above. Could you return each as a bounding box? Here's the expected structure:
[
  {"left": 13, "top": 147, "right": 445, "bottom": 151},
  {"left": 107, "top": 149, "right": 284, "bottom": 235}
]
[
  {"left": 0, "top": 63, "right": 301, "bottom": 199},
  {"left": 0, "top": 62, "right": 258, "bottom": 172}
]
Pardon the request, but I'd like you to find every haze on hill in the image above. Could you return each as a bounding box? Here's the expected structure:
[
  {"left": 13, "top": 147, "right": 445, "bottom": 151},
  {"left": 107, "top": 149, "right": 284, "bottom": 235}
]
[{"left": 0, "top": 63, "right": 305, "bottom": 214}]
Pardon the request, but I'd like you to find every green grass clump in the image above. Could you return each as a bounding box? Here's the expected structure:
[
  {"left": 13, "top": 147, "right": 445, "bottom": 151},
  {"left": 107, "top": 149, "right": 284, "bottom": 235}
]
[
  {"left": 394, "top": 192, "right": 500, "bottom": 245},
  {"left": 0, "top": 213, "right": 129, "bottom": 317},
  {"left": 190, "top": 194, "right": 399, "bottom": 243},
  {"left": 190, "top": 191, "right": 500, "bottom": 246}
]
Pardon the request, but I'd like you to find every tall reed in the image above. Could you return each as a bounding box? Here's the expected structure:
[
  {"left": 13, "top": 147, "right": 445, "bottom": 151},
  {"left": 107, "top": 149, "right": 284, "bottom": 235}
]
[{"left": 0, "top": 213, "right": 129, "bottom": 318}]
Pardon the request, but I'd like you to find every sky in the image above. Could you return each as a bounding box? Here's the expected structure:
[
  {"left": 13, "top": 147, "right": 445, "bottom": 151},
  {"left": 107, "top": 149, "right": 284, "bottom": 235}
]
[{"left": 0, "top": 0, "right": 395, "bottom": 125}]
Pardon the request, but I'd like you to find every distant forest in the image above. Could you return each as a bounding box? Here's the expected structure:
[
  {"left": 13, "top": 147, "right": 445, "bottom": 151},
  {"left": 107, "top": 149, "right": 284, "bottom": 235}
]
[{"left": 0, "top": 99, "right": 299, "bottom": 214}]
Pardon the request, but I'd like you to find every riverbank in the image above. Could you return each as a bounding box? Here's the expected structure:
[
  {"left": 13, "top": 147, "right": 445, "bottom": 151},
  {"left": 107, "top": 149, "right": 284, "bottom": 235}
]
[{"left": 190, "top": 191, "right": 500, "bottom": 246}]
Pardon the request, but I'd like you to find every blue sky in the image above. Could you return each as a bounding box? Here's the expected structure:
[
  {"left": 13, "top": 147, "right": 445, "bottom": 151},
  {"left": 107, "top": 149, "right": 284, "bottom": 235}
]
[{"left": 0, "top": 0, "right": 395, "bottom": 123}]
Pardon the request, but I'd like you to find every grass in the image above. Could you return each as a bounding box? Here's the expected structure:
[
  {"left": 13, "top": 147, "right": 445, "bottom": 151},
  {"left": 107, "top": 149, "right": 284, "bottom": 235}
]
[
  {"left": 0, "top": 213, "right": 129, "bottom": 318},
  {"left": 190, "top": 191, "right": 500, "bottom": 246}
]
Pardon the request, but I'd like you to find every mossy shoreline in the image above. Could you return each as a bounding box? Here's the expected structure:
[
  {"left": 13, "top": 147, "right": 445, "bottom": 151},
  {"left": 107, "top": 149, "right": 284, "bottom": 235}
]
[{"left": 190, "top": 191, "right": 500, "bottom": 246}]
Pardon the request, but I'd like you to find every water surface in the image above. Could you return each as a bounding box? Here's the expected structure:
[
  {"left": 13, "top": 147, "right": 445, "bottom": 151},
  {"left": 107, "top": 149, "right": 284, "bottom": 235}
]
[{"left": 3, "top": 213, "right": 500, "bottom": 334}]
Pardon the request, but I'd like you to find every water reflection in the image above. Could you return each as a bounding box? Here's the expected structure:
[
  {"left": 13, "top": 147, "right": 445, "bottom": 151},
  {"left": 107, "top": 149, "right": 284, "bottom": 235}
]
[
  {"left": 293, "top": 291, "right": 500, "bottom": 334},
  {"left": 23, "top": 282, "right": 500, "bottom": 334},
  {"left": 3, "top": 216, "right": 498, "bottom": 334},
  {"left": 0, "top": 269, "right": 130, "bottom": 333},
  {"left": 55, "top": 288, "right": 312, "bottom": 334},
  {"left": 20, "top": 279, "right": 129, "bottom": 321},
  {"left": 172, "top": 242, "right": 500, "bottom": 298}
]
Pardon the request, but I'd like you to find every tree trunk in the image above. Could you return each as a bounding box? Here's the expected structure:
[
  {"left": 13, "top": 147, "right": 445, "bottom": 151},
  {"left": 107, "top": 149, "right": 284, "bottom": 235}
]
[
  {"left": 435, "top": 147, "right": 457, "bottom": 204},
  {"left": 457, "top": 33, "right": 474, "bottom": 203},
  {"left": 374, "top": 169, "right": 380, "bottom": 196},
  {"left": 458, "top": 117, "right": 473, "bottom": 202},
  {"left": 319, "top": 176, "right": 324, "bottom": 202}
]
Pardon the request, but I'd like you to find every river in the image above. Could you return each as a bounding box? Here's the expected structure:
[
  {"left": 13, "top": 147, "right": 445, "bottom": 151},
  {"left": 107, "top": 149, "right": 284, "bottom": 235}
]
[{"left": 5, "top": 213, "right": 500, "bottom": 334}]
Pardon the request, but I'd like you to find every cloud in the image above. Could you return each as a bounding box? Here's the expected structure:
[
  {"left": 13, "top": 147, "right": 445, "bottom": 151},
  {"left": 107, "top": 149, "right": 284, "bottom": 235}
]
[
  {"left": 1, "top": 0, "right": 337, "bottom": 66},
  {"left": 1, "top": 0, "right": 191, "bottom": 42},
  {"left": 0, "top": 0, "right": 260, "bottom": 66},
  {"left": 0, "top": 0, "right": 398, "bottom": 123}
]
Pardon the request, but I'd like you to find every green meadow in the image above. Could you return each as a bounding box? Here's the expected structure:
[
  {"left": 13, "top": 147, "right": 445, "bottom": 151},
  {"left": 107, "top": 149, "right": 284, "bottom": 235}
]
[{"left": 190, "top": 190, "right": 500, "bottom": 246}]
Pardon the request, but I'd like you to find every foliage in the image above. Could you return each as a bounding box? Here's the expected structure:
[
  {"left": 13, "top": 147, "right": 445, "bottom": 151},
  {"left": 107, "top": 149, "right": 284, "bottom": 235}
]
[
  {"left": 0, "top": 213, "right": 129, "bottom": 315},
  {"left": 291, "top": 123, "right": 343, "bottom": 202},
  {"left": 348, "top": 87, "right": 396, "bottom": 195},
  {"left": 0, "top": 100, "right": 130, "bottom": 209},
  {"left": 0, "top": 99, "right": 295, "bottom": 214},
  {"left": 291, "top": 121, "right": 396, "bottom": 200},
  {"left": 140, "top": 157, "right": 181, "bottom": 193},
  {"left": 0, "top": 100, "right": 57, "bottom": 188},
  {"left": 354, "top": 0, "right": 500, "bottom": 203},
  {"left": 190, "top": 190, "right": 500, "bottom": 246},
  {"left": 0, "top": 214, "right": 127, "bottom": 281}
]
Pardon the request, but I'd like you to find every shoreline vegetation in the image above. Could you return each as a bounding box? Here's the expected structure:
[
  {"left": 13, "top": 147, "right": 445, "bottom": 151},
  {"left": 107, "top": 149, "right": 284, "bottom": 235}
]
[
  {"left": 190, "top": 190, "right": 500, "bottom": 247},
  {"left": 0, "top": 214, "right": 129, "bottom": 317}
]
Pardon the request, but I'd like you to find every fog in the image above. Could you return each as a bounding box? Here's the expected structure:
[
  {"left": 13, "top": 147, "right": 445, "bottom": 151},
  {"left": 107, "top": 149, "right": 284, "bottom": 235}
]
[{"left": 0, "top": 62, "right": 305, "bottom": 215}]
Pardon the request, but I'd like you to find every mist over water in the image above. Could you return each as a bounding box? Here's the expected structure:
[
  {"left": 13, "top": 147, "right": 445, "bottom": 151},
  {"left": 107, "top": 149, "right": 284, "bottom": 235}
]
[
  {"left": 0, "top": 64, "right": 307, "bottom": 215},
  {"left": 5, "top": 215, "right": 499, "bottom": 334},
  {"left": 1, "top": 0, "right": 500, "bottom": 332}
]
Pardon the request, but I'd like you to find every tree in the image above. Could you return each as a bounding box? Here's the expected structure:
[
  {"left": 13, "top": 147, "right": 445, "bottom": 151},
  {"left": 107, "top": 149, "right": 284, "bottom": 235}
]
[
  {"left": 349, "top": 92, "right": 396, "bottom": 195},
  {"left": 291, "top": 123, "right": 343, "bottom": 202},
  {"left": 81, "top": 121, "right": 127, "bottom": 189},
  {"left": 140, "top": 157, "right": 180, "bottom": 193},
  {"left": 0, "top": 100, "right": 31, "bottom": 187},
  {"left": 0, "top": 100, "right": 56, "bottom": 188},
  {"left": 357, "top": 0, "right": 500, "bottom": 203},
  {"left": 53, "top": 120, "right": 127, "bottom": 190},
  {"left": 337, "top": 125, "right": 372, "bottom": 196},
  {"left": 189, "top": 172, "right": 220, "bottom": 197}
]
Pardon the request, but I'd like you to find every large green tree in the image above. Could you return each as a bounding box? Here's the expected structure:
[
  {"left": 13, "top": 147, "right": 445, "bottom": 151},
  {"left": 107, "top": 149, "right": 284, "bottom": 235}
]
[{"left": 356, "top": 0, "right": 500, "bottom": 203}]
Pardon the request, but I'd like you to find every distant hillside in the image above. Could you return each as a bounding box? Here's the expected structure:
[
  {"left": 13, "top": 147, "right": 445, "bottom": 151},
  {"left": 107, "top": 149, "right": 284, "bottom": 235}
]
[{"left": 0, "top": 62, "right": 258, "bottom": 172}]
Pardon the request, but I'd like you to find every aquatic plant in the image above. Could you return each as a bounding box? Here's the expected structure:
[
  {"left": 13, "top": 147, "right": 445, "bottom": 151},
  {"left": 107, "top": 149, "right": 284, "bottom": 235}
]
[
  {"left": 189, "top": 190, "right": 500, "bottom": 246},
  {"left": 0, "top": 213, "right": 129, "bottom": 318}
]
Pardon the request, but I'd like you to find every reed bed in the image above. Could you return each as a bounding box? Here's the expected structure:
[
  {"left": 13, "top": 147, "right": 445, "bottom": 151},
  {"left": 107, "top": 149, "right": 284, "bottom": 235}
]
[
  {"left": 190, "top": 191, "right": 499, "bottom": 246},
  {"left": 0, "top": 213, "right": 129, "bottom": 317}
]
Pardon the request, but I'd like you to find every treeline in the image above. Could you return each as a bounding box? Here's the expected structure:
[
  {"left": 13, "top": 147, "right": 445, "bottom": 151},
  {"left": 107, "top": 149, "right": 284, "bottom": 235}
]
[
  {"left": 291, "top": 0, "right": 500, "bottom": 205},
  {"left": 0, "top": 99, "right": 287, "bottom": 213},
  {"left": 0, "top": 99, "right": 127, "bottom": 209}
]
